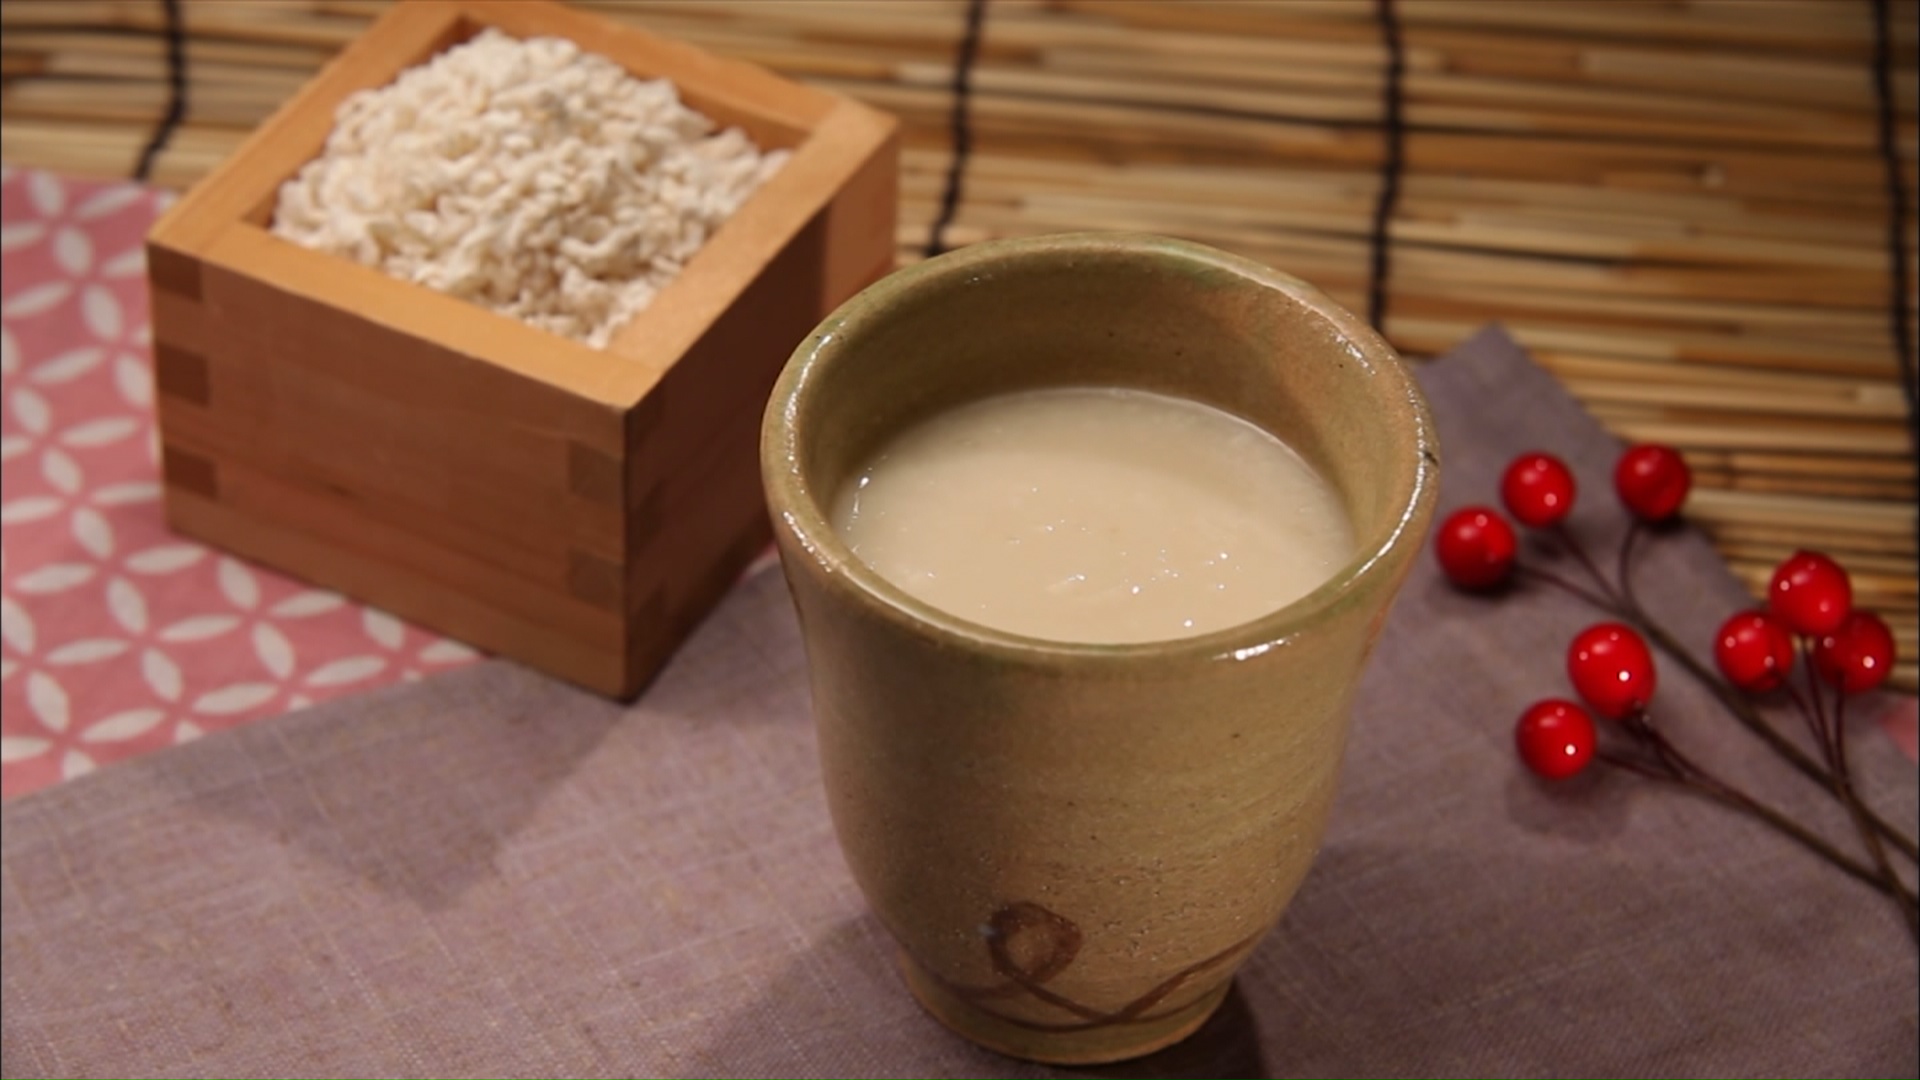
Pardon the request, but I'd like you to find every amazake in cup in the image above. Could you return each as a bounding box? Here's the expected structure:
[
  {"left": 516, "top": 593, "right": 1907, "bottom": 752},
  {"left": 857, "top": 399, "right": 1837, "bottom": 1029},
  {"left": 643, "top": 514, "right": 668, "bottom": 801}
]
[{"left": 760, "top": 233, "right": 1438, "bottom": 1064}]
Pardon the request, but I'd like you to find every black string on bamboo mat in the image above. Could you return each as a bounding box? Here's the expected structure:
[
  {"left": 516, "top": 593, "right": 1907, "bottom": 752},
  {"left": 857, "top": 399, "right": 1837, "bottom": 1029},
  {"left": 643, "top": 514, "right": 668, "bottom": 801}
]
[
  {"left": 1869, "top": 0, "right": 1918, "bottom": 452},
  {"left": 1366, "top": 0, "right": 1406, "bottom": 333},
  {"left": 133, "top": 0, "right": 187, "bottom": 184},
  {"left": 925, "top": 0, "right": 988, "bottom": 258}
]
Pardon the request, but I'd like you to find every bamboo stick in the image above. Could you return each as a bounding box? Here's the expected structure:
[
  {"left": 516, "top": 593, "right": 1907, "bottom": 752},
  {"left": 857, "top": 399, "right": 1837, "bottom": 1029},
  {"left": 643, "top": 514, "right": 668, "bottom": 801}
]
[
  {"left": 919, "top": 189, "right": 1901, "bottom": 328},
  {"left": 1700, "top": 451, "right": 1918, "bottom": 482},
  {"left": 1690, "top": 470, "right": 1917, "bottom": 502},
  {"left": 1588, "top": 412, "right": 1914, "bottom": 457},
  {"left": 901, "top": 145, "right": 1912, "bottom": 256},
  {"left": 1067, "top": 0, "right": 1893, "bottom": 54},
  {"left": 3, "top": 86, "right": 283, "bottom": 131},
  {"left": 1678, "top": 489, "right": 1917, "bottom": 536},
  {"left": 910, "top": 164, "right": 1904, "bottom": 275},
  {"left": 1700, "top": 520, "right": 1916, "bottom": 557},
  {"left": 0, "top": 1, "right": 369, "bottom": 46},
  {"left": 1533, "top": 355, "right": 1901, "bottom": 401},
  {"left": 1563, "top": 378, "right": 1908, "bottom": 421},
  {"left": 1388, "top": 316, "right": 1901, "bottom": 378},
  {"left": 1718, "top": 542, "right": 1919, "bottom": 578},
  {"left": 1, "top": 29, "right": 334, "bottom": 70}
]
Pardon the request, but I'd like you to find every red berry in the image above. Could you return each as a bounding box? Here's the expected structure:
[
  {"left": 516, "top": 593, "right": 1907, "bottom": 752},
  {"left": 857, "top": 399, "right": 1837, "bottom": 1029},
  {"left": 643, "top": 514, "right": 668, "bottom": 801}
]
[
  {"left": 1567, "top": 622, "right": 1656, "bottom": 719},
  {"left": 1714, "top": 610, "right": 1794, "bottom": 693},
  {"left": 1767, "top": 550, "right": 1852, "bottom": 637},
  {"left": 1516, "top": 699, "right": 1598, "bottom": 780},
  {"left": 1614, "top": 444, "right": 1691, "bottom": 522},
  {"left": 1813, "top": 611, "right": 1896, "bottom": 694},
  {"left": 1434, "top": 506, "right": 1518, "bottom": 589},
  {"left": 1501, "top": 452, "right": 1577, "bottom": 528}
]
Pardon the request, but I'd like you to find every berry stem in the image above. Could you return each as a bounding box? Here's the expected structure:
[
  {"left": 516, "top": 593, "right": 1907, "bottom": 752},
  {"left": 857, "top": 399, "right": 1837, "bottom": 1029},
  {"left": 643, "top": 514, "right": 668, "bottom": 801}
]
[
  {"left": 1829, "top": 686, "right": 1920, "bottom": 939},
  {"left": 1803, "top": 648, "right": 1841, "bottom": 765},
  {"left": 1613, "top": 541, "right": 1920, "bottom": 864},
  {"left": 1783, "top": 670, "right": 1836, "bottom": 773},
  {"left": 1623, "top": 714, "right": 1897, "bottom": 897},
  {"left": 1694, "top": 778, "right": 1893, "bottom": 896},
  {"left": 1514, "top": 565, "right": 1616, "bottom": 611},
  {"left": 1616, "top": 521, "right": 1645, "bottom": 614},
  {"left": 1595, "top": 747, "right": 1668, "bottom": 781},
  {"left": 1549, "top": 524, "right": 1625, "bottom": 607}
]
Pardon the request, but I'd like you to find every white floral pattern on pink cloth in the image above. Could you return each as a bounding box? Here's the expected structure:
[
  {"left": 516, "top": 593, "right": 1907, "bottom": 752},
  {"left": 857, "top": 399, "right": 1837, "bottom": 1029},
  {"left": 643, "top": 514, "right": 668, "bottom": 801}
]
[{"left": 2, "top": 166, "right": 480, "bottom": 799}]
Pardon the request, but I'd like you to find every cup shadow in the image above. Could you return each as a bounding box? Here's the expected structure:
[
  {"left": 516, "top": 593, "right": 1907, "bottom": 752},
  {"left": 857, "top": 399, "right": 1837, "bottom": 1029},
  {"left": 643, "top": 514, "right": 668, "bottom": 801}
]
[
  {"left": 156, "top": 560, "right": 809, "bottom": 915},
  {"left": 166, "top": 660, "right": 624, "bottom": 911},
  {"left": 1061, "top": 983, "right": 1267, "bottom": 1080},
  {"left": 689, "top": 912, "right": 1265, "bottom": 1079}
]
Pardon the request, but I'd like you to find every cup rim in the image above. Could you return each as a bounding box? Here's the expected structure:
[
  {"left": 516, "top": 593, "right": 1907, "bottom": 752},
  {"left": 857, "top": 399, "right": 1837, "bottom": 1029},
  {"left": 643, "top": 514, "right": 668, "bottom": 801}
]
[{"left": 761, "top": 231, "right": 1439, "bottom": 668}]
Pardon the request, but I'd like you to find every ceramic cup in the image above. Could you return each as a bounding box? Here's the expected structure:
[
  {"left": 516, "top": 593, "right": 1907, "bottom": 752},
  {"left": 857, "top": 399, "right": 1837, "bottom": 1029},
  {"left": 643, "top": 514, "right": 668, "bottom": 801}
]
[{"left": 760, "top": 233, "right": 1438, "bottom": 1065}]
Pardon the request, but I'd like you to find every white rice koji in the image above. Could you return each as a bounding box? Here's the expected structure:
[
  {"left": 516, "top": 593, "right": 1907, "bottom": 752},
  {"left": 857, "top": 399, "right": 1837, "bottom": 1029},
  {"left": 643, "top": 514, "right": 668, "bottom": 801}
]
[{"left": 271, "top": 29, "right": 788, "bottom": 348}]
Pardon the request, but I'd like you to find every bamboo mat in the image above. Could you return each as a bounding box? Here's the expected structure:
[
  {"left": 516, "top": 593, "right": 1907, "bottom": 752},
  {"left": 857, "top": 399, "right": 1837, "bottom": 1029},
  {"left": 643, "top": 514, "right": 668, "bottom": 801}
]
[{"left": 2, "top": 0, "right": 1915, "bottom": 688}]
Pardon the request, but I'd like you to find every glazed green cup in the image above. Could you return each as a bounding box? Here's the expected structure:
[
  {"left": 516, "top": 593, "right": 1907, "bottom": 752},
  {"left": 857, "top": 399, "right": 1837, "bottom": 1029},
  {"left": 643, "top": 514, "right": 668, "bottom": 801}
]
[{"left": 760, "top": 233, "right": 1438, "bottom": 1065}]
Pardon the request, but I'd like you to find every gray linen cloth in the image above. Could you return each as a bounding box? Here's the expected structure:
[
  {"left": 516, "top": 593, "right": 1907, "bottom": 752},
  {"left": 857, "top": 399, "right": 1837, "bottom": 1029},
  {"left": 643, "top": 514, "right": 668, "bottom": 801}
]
[{"left": 4, "top": 326, "right": 1915, "bottom": 1078}]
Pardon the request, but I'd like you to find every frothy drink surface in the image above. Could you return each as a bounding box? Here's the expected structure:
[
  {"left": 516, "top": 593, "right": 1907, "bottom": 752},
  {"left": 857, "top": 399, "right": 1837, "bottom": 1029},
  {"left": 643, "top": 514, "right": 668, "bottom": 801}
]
[{"left": 831, "top": 387, "right": 1354, "bottom": 644}]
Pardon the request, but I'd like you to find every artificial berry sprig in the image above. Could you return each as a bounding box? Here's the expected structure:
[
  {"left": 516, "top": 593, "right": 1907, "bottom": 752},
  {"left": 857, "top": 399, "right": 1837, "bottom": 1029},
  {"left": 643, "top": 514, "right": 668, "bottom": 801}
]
[
  {"left": 1515, "top": 699, "right": 1595, "bottom": 780},
  {"left": 1627, "top": 565, "right": 1913, "bottom": 861},
  {"left": 1770, "top": 550, "right": 1852, "bottom": 638},
  {"left": 1567, "top": 622, "right": 1656, "bottom": 720},
  {"left": 1460, "top": 447, "right": 1912, "bottom": 860},
  {"left": 1613, "top": 444, "right": 1690, "bottom": 523},
  {"left": 1502, "top": 452, "right": 1576, "bottom": 528},
  {"left": 1714, "top": 611, "right": 1794, "bottom": 694},
  {"left": 1782, "top": 604, "right": 1917, "bottom": 938},
  {"left": 1521, "top": 620, "right": 1916, "bottom": 935},
  {"left": 1816, "top": 611, "right": 1897, "bottom": 694},
  {"left": 1434, "top": 507, "right": 1517, "bottom": 590},
  {"left": 1440, "top": 444, "right": 1917, "bottom": 941}
]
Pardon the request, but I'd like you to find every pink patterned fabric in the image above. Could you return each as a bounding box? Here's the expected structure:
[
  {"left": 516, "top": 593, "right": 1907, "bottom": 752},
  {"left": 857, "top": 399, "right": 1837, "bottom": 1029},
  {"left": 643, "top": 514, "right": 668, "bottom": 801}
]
[{"left": 1, "top": 166, "right": 480, "bottom": 799}]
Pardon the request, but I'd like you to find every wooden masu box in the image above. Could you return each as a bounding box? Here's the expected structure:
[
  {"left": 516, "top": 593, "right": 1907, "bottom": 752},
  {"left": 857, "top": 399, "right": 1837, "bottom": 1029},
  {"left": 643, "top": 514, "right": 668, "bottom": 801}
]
[{"left": 145, "top": 0, "right": 898, "bottom": 697}]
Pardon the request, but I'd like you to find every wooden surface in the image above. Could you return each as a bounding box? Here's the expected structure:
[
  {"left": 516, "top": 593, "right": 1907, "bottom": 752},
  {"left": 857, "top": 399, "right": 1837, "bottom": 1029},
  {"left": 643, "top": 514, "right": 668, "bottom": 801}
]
[
  {"left": 2, "top": 0, "right": 1915, "bottom": 688},
  {"left": 138, "top": 0, "right": 898, "bottom": 696}
]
